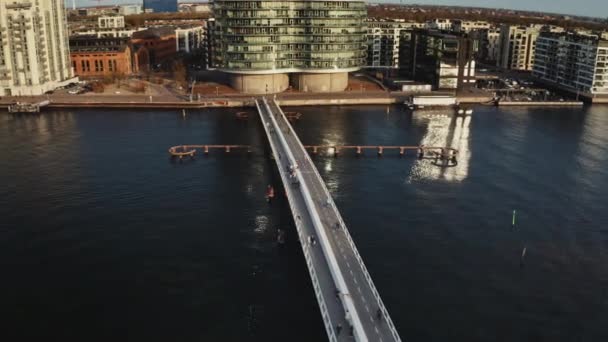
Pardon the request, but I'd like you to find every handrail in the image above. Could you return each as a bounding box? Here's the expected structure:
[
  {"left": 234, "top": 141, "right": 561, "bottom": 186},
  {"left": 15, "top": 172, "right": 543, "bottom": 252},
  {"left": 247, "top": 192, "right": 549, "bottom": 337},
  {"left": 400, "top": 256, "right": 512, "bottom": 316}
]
[
  {"left": 255, "top": 99, "right": 337, "bottom": 341},
  {"left": 259, "top": 98, "right": 368, "bottom": 341},
  {"left": 271, "top": 99, "right": 403, "bottom": 342}
]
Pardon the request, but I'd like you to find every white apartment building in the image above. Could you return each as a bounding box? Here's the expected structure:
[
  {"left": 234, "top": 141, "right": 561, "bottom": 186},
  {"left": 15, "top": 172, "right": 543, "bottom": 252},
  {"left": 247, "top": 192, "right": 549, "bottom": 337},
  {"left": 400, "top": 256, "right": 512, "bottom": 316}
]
[
  {"left": 452, "top": 20, "right": 491, "bottom": 33},
  {"left": 0, "top": 0, "right": 76, "bottom": 96},
  {"left": 176, "top": 25, "right": 206, "bottom": 53},
  {"left": 119, "top": 5, "right": 143, "bottom": 16},
  {"left": 498, "top": 24, "right": 543, "bottom": 70},
  {"left": 366, "top": 20, "right": 423, "bottom": 68},
  {"left": 533, "top": 32, "right": 608, "bottom": 95},
  {"left": 425, "top": 19, "right": 452, "bottom": 31},
  {"left": 98, "top": 16, "right": 125, "bottom": 29}
]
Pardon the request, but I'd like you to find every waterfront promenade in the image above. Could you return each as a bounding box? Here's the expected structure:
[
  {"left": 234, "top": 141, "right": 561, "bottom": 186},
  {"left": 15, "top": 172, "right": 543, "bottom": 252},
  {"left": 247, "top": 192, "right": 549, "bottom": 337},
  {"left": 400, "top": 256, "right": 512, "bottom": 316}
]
[{"left": 0, "top": 90, "right": 489, "bottom": 110}]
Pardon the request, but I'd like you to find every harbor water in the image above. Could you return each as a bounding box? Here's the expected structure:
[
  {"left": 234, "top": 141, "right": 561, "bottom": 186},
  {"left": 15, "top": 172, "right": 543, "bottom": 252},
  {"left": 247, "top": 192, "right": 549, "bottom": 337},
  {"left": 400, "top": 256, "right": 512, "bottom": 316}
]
[{"left": 1, "top": 105, "right": 607, "bottom": 341}]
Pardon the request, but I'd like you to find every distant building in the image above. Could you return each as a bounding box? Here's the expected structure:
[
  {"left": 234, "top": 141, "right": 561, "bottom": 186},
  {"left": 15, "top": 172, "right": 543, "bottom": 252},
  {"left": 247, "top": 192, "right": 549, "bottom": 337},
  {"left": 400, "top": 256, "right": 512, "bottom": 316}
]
[
  {"left": 72, "top": 28, "right": 146, "bottom": 39},
  {"left": 480, "top": 28, "right": 501, "bottom": 63},
  {"left": 452, "top": 20, "right": 491, "bottom": 33},
  {"left": 176, "top": 25, "right": 206, "bottom": 54},
  {"left": 132, "top": 27, "right": 177, "bottom": 67},
  {"left": 399, "top": 30, "right": 476, "bottom": 90},
  {"left": 0, "top": 0, "right": 76, "bottom": 96},
  {"left": 98, "top": 16, "right": 125, "bottom": 29},
  {"left": 77, "top": 6, "right": 119, "bottom": 17},
  {"left": 425, "top": 19, "right": 453, "bottom": 31},
  {"left": 143, "top": 0, "right": 178, "bottom": 13},
  {"left": 119, "top": 5, "right": 143, "bottom": 16},
  {"left": 366, "top": 20, "right": 423, "bottom": 68},
  {"left": 180, "top": 3, "right": 212, "bottom": 13},
  {"left": 533, "top": 32, "right": 608, "bottom": 96},
  {"left": 497, "top": 25, "right": 542, "bottom": 71}
]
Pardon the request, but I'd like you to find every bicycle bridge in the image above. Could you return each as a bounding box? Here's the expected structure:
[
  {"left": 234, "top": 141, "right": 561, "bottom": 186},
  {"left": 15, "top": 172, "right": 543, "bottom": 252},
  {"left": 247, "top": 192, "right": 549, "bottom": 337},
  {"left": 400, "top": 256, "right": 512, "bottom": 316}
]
[{"left": 256, "top": 98, "right": 402, "bottom": 342}]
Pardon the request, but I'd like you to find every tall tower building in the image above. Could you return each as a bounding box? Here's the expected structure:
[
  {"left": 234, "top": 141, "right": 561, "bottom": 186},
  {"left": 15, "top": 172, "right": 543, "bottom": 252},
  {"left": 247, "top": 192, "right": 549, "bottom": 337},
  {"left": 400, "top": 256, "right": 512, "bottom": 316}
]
[
  {"left": 0, "top": 0, "right": 75, "bottom": 96},
  {"left": 212, "top": 0, "right": 368, "bottom": 94}
]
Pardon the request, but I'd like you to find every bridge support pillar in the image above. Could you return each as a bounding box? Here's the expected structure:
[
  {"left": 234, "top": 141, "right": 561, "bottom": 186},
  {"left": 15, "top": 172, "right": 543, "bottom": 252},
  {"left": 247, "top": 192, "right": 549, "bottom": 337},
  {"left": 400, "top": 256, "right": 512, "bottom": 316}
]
[
  {"left": 378, "top": 146, "right": 383, "bottom": 156},
  {"left": 204, "top": 146, "right": 209, "bottom": 154},
  {"left": 356, "top": 146, "right": 362, "bottom": 157}
]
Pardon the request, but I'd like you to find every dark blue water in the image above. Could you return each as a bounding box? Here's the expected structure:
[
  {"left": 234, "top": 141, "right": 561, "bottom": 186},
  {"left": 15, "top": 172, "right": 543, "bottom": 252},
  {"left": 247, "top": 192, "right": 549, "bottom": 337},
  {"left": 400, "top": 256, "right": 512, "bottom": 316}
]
[{"left": 1, "top": 105, "right": 607, "bottom": 341}]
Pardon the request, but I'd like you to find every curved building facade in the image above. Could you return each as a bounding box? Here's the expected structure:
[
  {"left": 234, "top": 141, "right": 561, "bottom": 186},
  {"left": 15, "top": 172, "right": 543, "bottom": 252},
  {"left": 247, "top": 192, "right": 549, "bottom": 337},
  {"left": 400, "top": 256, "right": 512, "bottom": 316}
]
[{"left": 212, "top": 0, "right": 367, "bottom": 93}]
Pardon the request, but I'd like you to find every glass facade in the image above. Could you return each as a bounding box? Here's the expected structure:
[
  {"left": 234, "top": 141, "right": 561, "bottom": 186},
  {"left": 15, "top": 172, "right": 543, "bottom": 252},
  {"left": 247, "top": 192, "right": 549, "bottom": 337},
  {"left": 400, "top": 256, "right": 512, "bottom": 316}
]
[
  {"left": 212, "top": 0, "right": 367, "bottom": 73},
  {"left": 143, "top": 0, "right": 178, "bottom": 13}
]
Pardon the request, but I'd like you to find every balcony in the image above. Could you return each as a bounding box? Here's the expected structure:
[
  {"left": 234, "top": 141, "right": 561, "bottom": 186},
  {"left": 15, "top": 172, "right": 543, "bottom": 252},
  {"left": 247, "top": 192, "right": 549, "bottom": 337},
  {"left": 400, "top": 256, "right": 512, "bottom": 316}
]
[{"left": 6, "top": 3, "right": 32, "bottom": 10}]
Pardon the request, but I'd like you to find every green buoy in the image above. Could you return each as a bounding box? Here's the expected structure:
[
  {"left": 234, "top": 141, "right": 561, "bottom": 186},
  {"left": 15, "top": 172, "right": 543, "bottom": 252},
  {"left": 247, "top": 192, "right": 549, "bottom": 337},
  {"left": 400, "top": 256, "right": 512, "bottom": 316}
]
[{"left": 512, "top": 210, "right": 517, "bottom": 227}]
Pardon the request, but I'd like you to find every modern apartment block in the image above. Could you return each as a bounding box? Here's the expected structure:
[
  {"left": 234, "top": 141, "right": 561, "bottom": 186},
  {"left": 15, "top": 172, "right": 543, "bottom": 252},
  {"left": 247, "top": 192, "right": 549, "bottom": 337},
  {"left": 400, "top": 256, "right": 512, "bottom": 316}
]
[
  {"left": 176, "top": 25, "right": 206, "bottom": 54},
  {"left": 399, "top": 30, "right": 476, "bottom": 90},
  {"left": 0, "top": 0, "right": 76, "bottom": 96},
  {"left": 480, "top": 28, "right": 501, "bottom": 63},
  {"left": 497, "top": 24, "right": 542, "bottom": 70},
  {"left": 212, "top": 0, "right": 367, "bottom": 94},
  {"left": 533, "top": 32, "right": 608, "bottom": 97},
  {"left": 143, "top": 0, "right": 178, "bottom": 13},
  {"left": 366, "top": 20, "right": 422, "bottom": 68}
]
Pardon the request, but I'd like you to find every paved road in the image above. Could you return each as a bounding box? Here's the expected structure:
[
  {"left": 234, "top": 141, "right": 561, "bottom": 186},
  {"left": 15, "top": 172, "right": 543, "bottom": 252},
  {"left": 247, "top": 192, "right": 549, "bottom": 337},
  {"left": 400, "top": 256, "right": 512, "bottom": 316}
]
[
  {"left": 0, "top": 89, "right": 454, "bottom": 107},
  {"left": 258, "top": 98, "right": 402, "bottom": 342}
]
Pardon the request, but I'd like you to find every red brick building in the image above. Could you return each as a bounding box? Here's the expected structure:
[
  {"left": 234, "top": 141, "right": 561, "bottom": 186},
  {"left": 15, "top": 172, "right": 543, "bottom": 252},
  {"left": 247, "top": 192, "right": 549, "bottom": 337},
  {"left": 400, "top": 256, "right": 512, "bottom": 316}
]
[
  {"left": 132, "top": 27, "right": 177, "bottom": 68},
  {"left": 69, "top": 37, "right": 150, "bottom": 78}
]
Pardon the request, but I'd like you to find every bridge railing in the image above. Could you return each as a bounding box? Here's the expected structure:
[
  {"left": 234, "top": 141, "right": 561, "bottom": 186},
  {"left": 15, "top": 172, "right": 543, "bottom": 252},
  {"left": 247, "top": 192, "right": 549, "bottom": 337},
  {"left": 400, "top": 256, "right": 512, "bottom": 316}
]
[
  {"left": 272, "top": 99, "right": 403, "bottom": 342},
  {"left": 260, "top": 98, "right": 369, "bottom": 341},
  {"left": 255, "top": 100, "right": 338, "bottom": 342}
]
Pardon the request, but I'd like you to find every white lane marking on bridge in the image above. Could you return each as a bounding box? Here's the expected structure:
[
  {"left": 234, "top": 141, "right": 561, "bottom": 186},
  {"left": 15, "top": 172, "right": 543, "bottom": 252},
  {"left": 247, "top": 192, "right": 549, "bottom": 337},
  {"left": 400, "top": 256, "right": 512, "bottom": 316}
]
[
  {"left": 365, "top": 305, "right": 370, "bottom": 313},
  {"left": 375, "top": 327, "right": 380, "bottom": 334}
]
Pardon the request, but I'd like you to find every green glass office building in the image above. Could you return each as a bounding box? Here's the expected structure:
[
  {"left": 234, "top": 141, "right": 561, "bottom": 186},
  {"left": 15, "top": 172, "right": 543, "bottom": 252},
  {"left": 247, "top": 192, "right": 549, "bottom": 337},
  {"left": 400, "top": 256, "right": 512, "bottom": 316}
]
[{"left": 212, "top": 0, "right": 367, "bottom": 93}]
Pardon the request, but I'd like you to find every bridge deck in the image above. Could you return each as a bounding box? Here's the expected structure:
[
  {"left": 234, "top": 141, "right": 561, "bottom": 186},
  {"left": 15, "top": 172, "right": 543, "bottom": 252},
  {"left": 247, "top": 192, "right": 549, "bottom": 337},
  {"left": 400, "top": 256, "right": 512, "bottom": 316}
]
[{"left": 257, "top": 98, "right": 401, "bottom": 342}]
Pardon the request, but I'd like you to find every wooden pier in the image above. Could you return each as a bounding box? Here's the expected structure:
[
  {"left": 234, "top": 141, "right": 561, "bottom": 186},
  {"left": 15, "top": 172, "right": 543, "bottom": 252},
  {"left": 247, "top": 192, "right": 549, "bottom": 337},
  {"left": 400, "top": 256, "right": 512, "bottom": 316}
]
[
  {"left": 168, "top": 145, "right": 251, "bottom": 159},
  {"left": 169, "top": 144, "right": 458, "bottom": 163},
  {"left": 303, "top": 145, "right": 458, "bottom": 160}
]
